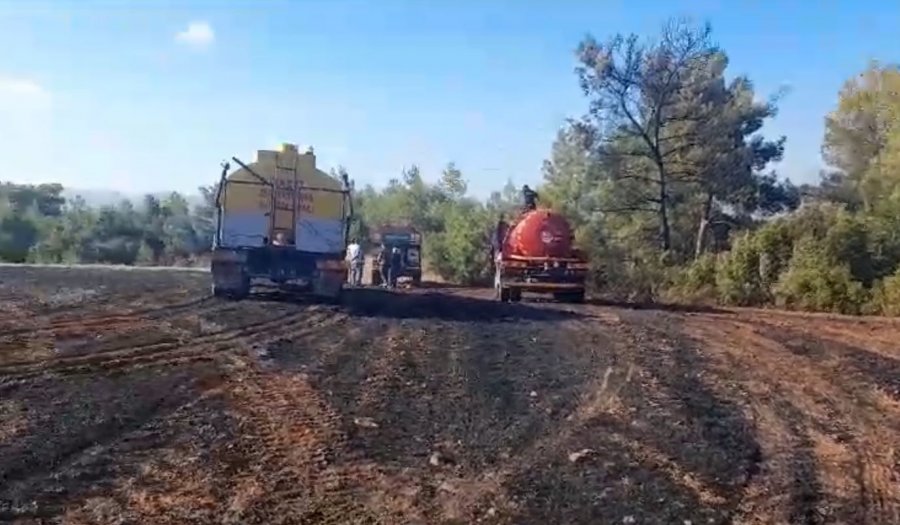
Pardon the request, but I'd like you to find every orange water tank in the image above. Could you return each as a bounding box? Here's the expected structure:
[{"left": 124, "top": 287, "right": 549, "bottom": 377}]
[{"left": 503, "top": 209, "right": 574, "bottom": 258}]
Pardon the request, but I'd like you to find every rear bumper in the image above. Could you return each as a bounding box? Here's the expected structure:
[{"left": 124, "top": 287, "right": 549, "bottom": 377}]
[
  {"left": 211, "top": 247, "right": 346, "bottom": 283},
  {"left": 498, "top": 258, "right": 587, "bottom": 292},
  {"left": 502, "top": 281, "right": 585, "bottom": 292}
]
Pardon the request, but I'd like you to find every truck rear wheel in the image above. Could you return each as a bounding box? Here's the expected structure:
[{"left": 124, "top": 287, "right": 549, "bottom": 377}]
[
  {"left": 232, "top": 279, "right": 251, "bottom": 300},
  {"left": 211, "top": 265, "right": 250, "bottom": 301},
  {"left": 554, "top": 290, "right": 585, "bottom": 303},
  {"left": 312, "top": 272, "right": 344, "bottom": 304},
  {"left": 212, "top": 280, "right": 250, "bottom": 300}
]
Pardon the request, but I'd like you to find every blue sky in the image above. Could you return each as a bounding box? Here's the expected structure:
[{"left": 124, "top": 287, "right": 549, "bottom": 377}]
[{"left": 0, "top": 0, "right": 897, "bottom": 198}]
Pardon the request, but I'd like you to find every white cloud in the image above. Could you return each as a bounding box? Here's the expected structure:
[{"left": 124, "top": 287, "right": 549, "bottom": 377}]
[
  {"left": 175, "top": 21, "right": 215, "bottom": 49},
  {"left": 0, "top": 76, "right": 51, "bottom": 112}
]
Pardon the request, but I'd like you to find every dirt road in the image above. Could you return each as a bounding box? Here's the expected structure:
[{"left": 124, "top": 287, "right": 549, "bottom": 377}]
[{"left": 0, "top": 266, "right": 898, "bottom": 524}]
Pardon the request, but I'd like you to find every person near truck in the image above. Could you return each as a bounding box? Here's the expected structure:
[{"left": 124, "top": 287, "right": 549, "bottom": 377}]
[
  {"left": 388, "top": 246, "right": 403, "bottom": 288},
  {"left": 491, "top": 216, "right": 509, "bottom": 269},
  {"left": 377, "top": 244, "right": 391, "bottom": 287},
  {"left": 522, "top": 184, "right": 539, "bottom": 212},
  {"left": 345, "top": 238, "right": 363, "bottom": 286}
]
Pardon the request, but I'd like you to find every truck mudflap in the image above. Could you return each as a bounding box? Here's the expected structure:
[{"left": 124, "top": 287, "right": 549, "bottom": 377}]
[
  {"left": 211, "top": 249, "right": 251, "bottom": 299},
  {"left": 311, "top": 271, "right": 344, "bottom": 302},
  {"left": 312, "top": 258, "right": 347, "bottom": 303}
]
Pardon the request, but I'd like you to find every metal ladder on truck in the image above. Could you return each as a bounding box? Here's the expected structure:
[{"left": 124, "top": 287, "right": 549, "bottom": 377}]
[{"left": 271, "top": 153, "right": 300, "bottom": 246}]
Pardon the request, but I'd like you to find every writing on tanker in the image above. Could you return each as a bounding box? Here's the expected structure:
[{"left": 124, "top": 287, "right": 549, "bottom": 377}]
[{"left": 257, "top": 181, "right": 315, "bottom": 213}]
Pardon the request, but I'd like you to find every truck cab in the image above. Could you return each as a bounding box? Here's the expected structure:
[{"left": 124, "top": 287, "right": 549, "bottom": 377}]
[{"left": 370, "top": 226, "right": 423, "bottom": 286}]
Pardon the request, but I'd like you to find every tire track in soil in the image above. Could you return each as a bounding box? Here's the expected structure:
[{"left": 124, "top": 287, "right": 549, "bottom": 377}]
[
  {"left": 0, "top": 368, "right": 234, "bottom": 523},
  {"left": 341, "top": 301, "right": 725, "bottom": 524},
  {"left": 0, "top": 295, "right": 215, "bottom": 338},
  {"left": 755, "top": 331, "right": 900, "bottom": 524},
  {"left": 629, "top": 312, "right": 762, "bottom": 523},
  {"left": 33, "top": 371, "right": 241, "bottom": 524},
  {"left": 5, "top": 299, "right": 243, "bottom": 359},
  {"left": 681, "top": 313, "right": 900, "bottom": 524},
  {"left": 469, "top": 310, "right": 740, "bottom": 525},
  {"left": 113, "top": 319, "right": 407, "bottom": 525},
  {"left": 0, "top": 297, "right": 229, "bottom": 368},
  {"left": 272, "top": 299, "right": 620, "bottom": 524},
  {"left": 0, "top": 304, "right": 347, "bottom": 381},
  {"left": 0, "top": 369, "right": 220, "bottom": 519},
  {"left": 222, "top": 365, "right": 386, "bottom": 524},
  {"left": 0, "top": 295, "right": 351, "bottom": 523},
  {"left": 636, "top": 313, "right": 823, "bottom": 525},
  {"left": 762, "top": 326, "right": 900, "bottom": 525},
  {"left": 247, "top": 297, "right": 564, "bottom": 523},
  {"left": 0, "top": 311, "right": 343, "bottom": 392},
  {"left": 0, "top": 389, "right": 180, "bottom": 516},
  {"left": 0, "top": 285, "right": 218, "bottom": 365},
  {"left": 0, "top": 268, "right": 208, "bottom": 324},
  {"left": 259, "top": 317, "right": 434, "bottom": 523}
]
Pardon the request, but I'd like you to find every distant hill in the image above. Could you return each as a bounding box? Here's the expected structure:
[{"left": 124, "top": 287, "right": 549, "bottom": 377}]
[{"left": 62, "top": 188, "right": 204, "bottom": 209}]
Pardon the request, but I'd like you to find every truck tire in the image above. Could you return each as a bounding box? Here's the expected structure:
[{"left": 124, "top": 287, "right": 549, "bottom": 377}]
[
  {"left": 312, "top": 272, "right": 344, "bottom": 304},
  {"left": 232, "top": 275, "right": 251, "bottom": 300},
  {"left": 510, "top": 288, "right": 522, "bottom": 302},
  {"left": 211, "top": 273, "right": 250, "bottom": 300},
  {"left": 554, "top": 290, "right": 585, "bottom": 304}
]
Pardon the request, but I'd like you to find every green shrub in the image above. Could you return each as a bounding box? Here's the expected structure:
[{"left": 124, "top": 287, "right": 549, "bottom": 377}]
[
  {"left": 715, "top": 231, "right": 766, "bottom": 306},
  {"left": 824, "top": 211, "right": 874, "bottom": 285},
  {"left": 754, "top": 219, "right": 795, "bottom": 292},
  {"left": 593, "top": 248, "right": 674, "bottom": 303},
  {"left": 866, "top": 268, "right": 900, "bottom": 316},
  {"left": 425, "top": 202, "right": 492, "bottom": 285},
  {"left": 774, "top": 236, "right": 867, "bottom": 314},
  {"left": 667, "top": 253, "right": 718, "bottom": 303}
]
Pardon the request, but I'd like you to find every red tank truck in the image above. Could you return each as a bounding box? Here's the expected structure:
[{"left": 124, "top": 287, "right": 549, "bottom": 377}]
[{"left": 493, "top": 208, "right": 589, "bottom": 303}]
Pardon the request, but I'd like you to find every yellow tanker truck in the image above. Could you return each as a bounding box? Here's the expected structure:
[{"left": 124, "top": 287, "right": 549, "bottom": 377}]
[{"left": 210, "top": 143, "right": 353, "bottom": 301}]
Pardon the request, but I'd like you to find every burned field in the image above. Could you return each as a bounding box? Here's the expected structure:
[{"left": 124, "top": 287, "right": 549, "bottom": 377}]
[{"left": 0, "top": 266, "right": 898, "bottom": 524}]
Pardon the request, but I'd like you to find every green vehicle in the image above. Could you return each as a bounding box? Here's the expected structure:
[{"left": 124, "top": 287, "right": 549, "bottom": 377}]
[{"left": 370, "top": 225, "right": 423, "bottom": 287}]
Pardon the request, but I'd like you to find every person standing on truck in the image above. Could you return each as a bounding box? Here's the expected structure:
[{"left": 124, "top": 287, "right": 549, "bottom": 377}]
[
  {"left": 491, "top": 216, "right": 508, "bottom": 268},
  {"left": 377, "top": 244, "right": 391, "bottom": 287},
  {"left": 345, "top": 238, "right": 363, "bottom": 286},
  {"left": 522, "top": 184, "right": 539, "bottom": 212},
  {"left": 388, "top": 246, "right": 403, "bottom": 288}
]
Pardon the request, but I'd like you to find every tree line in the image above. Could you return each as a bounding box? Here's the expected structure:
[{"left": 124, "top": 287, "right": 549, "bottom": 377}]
[
  {"left": 0, "top": 183, "right": 218, "bottom": 266},
  {"left": 2, "top": 18, "right": 899, "bottom": 315}
]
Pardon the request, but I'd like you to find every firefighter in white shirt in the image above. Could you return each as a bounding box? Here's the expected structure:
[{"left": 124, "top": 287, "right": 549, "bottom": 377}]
[{"left": 345, "top": 239, "right": 363, "bottom": 286}]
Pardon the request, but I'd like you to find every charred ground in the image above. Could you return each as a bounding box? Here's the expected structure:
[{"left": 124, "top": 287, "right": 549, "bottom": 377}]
[{"left": 0, "top": 266, "right": 898, "bottom": 524}]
